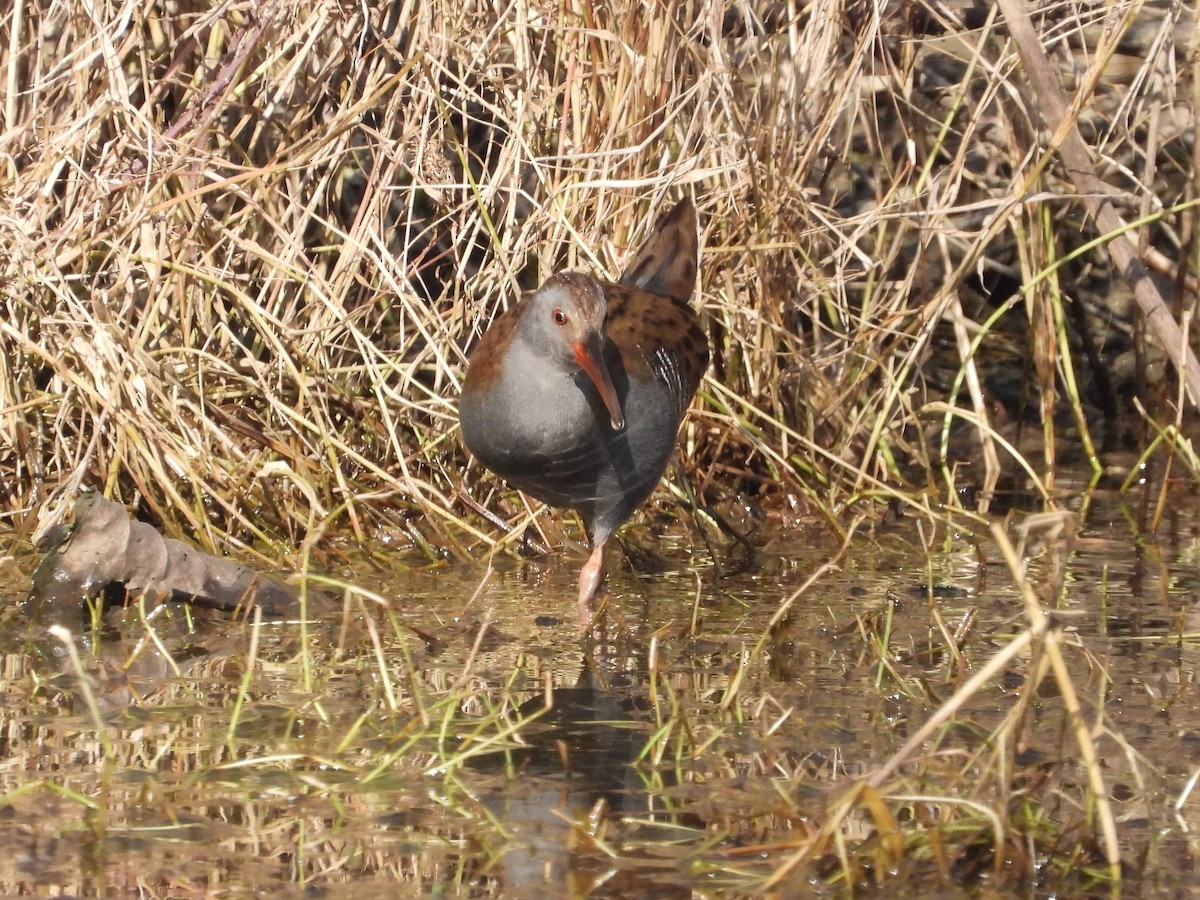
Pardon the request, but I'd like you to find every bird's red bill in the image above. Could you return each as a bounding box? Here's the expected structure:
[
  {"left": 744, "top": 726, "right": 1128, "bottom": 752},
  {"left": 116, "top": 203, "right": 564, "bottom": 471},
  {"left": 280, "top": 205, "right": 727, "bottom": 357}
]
[{"left": 572, "top": 336, "right": 625, "bottom": 431}]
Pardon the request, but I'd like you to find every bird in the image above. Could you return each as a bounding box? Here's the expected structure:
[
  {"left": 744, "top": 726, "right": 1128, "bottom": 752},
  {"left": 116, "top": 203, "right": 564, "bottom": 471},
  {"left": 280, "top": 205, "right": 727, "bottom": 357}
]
[{"left": 458, "top": 198, "right": 708, "bottom": 606}]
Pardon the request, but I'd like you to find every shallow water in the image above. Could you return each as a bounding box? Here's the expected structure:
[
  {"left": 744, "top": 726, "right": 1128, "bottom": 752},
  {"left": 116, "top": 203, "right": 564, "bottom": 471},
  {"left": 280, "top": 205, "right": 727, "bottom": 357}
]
[{"left": 2, "top": 483, "right": 1200, "bottom": 895}]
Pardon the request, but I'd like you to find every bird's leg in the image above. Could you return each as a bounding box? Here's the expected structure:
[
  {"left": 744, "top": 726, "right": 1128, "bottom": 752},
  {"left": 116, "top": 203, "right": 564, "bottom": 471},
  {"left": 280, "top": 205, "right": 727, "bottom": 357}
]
[{"left": 578, "top": 540, "right": 607, "bottom": 606}]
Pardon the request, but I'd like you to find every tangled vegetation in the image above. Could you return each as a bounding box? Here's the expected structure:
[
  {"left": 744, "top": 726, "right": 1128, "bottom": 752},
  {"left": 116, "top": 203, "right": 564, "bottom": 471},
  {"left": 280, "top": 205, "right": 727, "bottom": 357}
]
[
  {"left": 1, "top": 0, "right": 1198, "bottom": 894},
  {"left": 5, "top": 0, "right": 1195, "bottom": 553}
]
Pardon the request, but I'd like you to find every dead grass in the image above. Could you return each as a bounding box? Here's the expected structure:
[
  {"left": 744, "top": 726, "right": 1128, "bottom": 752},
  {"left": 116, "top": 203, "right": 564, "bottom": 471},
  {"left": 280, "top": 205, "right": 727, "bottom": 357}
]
[
  {"left": 2, "top": 0, "right": 1194, "bottom": 554},
  {"left": 1, "top": 0, "right": 1198, "bottom": 893}
]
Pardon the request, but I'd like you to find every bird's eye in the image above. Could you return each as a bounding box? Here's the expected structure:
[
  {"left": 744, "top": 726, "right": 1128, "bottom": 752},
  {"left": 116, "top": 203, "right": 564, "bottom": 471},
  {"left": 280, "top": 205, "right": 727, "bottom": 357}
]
[{"left": 553, "top": 308, "right": 568, "bottom": 326}]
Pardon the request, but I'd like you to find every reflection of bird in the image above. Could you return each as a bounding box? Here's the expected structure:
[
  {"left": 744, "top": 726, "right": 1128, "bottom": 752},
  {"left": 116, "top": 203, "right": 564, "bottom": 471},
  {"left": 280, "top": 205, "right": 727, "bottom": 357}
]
[
  {"left": 459, "top": 200, "right": 708, "bottom": 605},
  {"left": 470, "top": 659, "right": 682, "bottom": 896}
]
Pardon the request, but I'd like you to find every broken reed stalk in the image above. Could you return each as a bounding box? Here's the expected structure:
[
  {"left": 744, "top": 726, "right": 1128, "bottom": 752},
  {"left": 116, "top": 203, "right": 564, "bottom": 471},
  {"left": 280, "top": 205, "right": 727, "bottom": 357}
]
[
  {"left": 991, "top": 517, "right": 1120, "bottom": 879},
  {"left": 761, "top": 515, "right": 1120, "bottom": 889},
  {"left": 998, "top": 0, "right": 1200, "bottom": 406}
]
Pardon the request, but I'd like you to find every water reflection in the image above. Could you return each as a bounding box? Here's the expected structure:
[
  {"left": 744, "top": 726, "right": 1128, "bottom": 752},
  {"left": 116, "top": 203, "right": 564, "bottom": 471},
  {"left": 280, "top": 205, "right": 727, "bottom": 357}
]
[
  {"left": 3, "top": 486, "right": 1200, "bottom": 891},
  {"left": 472, "top": 648, "right": 683, "bottom": 896}
]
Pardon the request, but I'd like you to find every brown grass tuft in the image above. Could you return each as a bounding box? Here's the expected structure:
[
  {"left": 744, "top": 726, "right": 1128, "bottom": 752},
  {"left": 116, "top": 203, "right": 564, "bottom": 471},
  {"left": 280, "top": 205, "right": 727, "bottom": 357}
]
[{"left": 1, "top": 0, "right": 1194, "bottom": 557}]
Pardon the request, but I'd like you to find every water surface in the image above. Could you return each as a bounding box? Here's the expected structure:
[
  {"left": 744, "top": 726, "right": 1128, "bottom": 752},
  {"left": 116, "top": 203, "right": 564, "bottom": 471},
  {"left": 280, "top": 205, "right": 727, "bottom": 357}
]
[{"left": 0, "top": 483, "right": 1198, "bottom": 895}]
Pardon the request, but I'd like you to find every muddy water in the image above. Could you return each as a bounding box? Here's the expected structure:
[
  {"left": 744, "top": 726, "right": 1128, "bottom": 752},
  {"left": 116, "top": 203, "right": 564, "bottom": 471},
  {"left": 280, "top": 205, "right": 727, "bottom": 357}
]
[{"left": 0, "top": 485, "right": 1199, "bottom": 896}]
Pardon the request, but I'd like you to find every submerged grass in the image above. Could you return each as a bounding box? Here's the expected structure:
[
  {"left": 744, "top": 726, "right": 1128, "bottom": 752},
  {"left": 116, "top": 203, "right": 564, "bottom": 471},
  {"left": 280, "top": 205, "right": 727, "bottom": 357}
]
[
  {"left": 0, "top": 494, "right": 1192, "bottom": 894},
  {"left": 2, "top": 0, "right": 1199, "bottom": 894}
]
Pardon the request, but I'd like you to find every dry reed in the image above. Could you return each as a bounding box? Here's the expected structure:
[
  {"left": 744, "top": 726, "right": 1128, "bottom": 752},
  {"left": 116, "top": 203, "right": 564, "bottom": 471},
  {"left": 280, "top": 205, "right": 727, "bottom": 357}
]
[
  {"left": 1, "top": 2, "right": 1195, "bottom": 890},
  {"left": 2, "top": 1, "right": 1192, "bottom": 556}
]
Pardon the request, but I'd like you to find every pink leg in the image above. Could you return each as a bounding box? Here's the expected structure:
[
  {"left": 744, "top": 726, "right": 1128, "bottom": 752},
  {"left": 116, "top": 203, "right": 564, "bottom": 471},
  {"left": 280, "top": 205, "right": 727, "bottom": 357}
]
[{"left": 578, "top": 541, "right": 607, "bottom": 606}]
